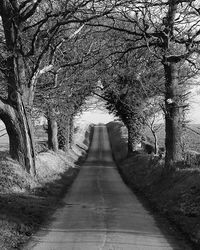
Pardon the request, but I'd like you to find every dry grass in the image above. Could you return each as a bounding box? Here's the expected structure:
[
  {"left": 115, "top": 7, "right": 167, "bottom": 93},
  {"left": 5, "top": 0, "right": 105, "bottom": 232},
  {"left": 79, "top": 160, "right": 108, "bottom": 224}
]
[{"left": 107, "top": 121, "right": 200, "bottom": 248}]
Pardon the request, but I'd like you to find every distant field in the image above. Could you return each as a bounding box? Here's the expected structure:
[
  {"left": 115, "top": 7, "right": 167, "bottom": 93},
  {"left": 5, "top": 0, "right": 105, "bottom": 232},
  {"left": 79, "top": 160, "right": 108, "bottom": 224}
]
[
  {"left": 0, "top": 125, "right": 48, "bottom": 152},
  {"left": 144, "top": 124, "right": 200, "bottom": 153},
  {"left": 0, "top": 123, "right": 9, "bottom": 151}
]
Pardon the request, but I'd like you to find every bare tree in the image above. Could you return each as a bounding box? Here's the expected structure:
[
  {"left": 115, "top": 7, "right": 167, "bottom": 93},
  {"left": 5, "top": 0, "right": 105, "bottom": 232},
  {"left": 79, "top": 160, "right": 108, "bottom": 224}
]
[
  {"left": 89, "top": 0, "right": 200, "bottom": 169},
  {"left": 0, "top": 0, "right": 119, "bottom": 174},
  {"left": 143, "top": 99, "right": 164, "bottom": 155}
]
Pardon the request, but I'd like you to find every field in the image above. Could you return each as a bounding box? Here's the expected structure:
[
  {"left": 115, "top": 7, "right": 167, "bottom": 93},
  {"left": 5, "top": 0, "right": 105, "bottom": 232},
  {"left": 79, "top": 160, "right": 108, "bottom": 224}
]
[
  {"left": 144, "top": 124, "right": 200, "bottom": 153},
  {"left": 0, "top": 123, "right": 48, "bottom": 153}
]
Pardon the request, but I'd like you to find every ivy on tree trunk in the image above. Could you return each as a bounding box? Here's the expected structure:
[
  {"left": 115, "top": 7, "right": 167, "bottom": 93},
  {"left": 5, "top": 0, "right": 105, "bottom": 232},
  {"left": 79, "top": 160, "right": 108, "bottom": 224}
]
[
  {"left": 58, "top": 117, "right": 70, "bottom": 152},
  {"left": 126, "top": 118, "right": 141, "bottom": 155}
]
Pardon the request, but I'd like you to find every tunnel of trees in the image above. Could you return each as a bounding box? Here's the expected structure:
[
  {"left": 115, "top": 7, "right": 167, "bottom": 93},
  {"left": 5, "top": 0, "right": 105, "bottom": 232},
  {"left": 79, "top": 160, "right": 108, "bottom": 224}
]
[{"left": 0, "top": 0, "right": 200, "bottom": 175}]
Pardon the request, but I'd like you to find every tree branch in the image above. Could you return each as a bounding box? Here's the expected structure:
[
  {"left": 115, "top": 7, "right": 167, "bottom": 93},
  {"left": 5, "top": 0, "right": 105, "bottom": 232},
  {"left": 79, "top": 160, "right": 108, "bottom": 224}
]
[{"left": 20, "top": 0, "right": 43, "bottom": 21}]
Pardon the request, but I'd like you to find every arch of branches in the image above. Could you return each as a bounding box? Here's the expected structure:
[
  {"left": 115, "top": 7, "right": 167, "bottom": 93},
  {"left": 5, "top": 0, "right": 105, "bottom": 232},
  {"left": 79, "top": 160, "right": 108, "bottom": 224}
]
[{"left": 0, "top": 0, "right": 200, "bottom": 175}]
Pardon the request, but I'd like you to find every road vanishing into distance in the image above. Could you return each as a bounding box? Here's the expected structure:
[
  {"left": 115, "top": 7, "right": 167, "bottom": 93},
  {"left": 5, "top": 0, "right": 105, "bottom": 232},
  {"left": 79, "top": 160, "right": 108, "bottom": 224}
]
[{"left": 24, "top": 125, "right": 191, "bottom": 250}]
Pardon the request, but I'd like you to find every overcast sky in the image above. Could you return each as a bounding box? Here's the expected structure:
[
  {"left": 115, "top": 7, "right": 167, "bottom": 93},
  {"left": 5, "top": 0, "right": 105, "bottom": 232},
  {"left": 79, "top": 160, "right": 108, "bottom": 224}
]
[{"left": 187, "top": 86, "right": 200, "bottom": 124}]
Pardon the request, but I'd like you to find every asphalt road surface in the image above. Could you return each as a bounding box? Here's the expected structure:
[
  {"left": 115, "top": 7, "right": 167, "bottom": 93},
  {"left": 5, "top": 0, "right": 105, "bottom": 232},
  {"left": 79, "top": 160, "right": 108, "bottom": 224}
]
[{"left": 24, "top": 125, "right": 191, "bottom": 250}]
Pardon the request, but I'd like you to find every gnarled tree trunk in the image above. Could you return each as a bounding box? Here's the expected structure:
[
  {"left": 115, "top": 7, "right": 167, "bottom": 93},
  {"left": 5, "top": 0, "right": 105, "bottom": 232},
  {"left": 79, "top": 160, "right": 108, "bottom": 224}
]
[
  {"left": 0, "top": 3, "right": 37, "bottom": 175},
  {"left": 164, "top": 62, "right": 183, "bottom": 170},
  {"left": 0, "top": 98, "right": 36, "bottom": 175}
]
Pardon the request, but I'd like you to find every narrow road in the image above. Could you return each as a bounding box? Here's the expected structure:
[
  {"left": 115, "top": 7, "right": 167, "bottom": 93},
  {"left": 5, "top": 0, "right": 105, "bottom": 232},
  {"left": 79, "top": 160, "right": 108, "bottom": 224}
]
[{"left": 24, "top": 125, "right": 191, "bottom": 250}]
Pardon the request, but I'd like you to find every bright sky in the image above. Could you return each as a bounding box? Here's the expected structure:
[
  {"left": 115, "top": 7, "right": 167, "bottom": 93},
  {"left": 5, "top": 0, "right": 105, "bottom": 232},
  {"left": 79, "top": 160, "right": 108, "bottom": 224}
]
[
  {"left": 75, "top": 95, "right": 115, "bottom": 125},
  {"left": 78, "top": 109, "right": 115, "bottom": 124}
]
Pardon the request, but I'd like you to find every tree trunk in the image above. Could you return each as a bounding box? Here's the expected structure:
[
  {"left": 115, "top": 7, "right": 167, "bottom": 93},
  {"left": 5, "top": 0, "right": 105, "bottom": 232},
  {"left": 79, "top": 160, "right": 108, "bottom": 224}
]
[
  {"left": 47, "top": 116, "right": 58, "bottom": 152},
  {"left": 0, "top": 100, "right": 36, "bottom": 176},
  {"left": 164, "top": 62, "right": 183, "bottom": 170},
  {"left": 126, "top": 119, "right": 141, "bottom": 155},
  {"left": 0, "top": 2, "right": 39, "bottom": 175},
  {"left": 58, "top": 117, "right": 70, "bottom": 152},
  {"left": 127, "top": 127, "right": 136, "bottom": 154},
  {"left": 152, "top": 131, "right": 159, "bottom": 155}
]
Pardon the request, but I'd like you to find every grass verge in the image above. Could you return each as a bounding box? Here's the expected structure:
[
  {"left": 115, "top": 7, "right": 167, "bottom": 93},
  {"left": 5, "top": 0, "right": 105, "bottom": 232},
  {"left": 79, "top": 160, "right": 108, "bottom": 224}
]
[
  {"left": 0, "top": 124, "right": 93, "bottom": 250},
  {"left": 107, "top": 121, "right": 200, "bottom": 249}
]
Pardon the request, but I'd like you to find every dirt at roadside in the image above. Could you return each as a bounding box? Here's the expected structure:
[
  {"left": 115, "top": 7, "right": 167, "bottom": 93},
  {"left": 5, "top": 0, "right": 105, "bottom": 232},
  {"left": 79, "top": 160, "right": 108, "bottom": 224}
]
[{"left": 107, "top": 121, "right": 200, "bottom": 249}]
